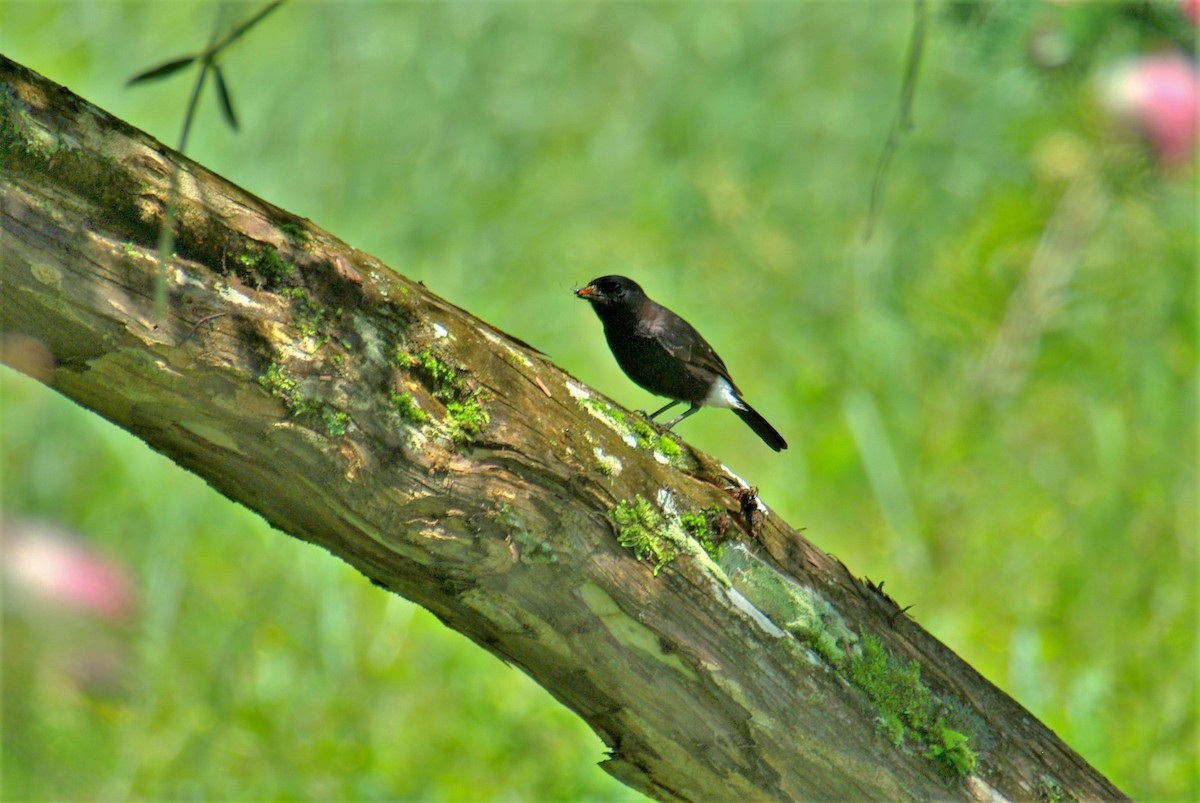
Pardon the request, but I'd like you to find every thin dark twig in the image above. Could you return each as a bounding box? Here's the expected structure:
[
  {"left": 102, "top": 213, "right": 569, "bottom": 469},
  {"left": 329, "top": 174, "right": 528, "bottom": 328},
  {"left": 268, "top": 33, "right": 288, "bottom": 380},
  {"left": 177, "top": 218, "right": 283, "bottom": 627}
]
[
  {"left": 211, "top": 0, "right": 286, "bottom": 54},
  {"left": 863, "top": 0, "right": 927, "bottom": 243},
  {"left": 177, "top": 61, "right": 211, "bottom": 154},
  {"left": 179, "top": 312, "right": 229, "bottom": 347}
]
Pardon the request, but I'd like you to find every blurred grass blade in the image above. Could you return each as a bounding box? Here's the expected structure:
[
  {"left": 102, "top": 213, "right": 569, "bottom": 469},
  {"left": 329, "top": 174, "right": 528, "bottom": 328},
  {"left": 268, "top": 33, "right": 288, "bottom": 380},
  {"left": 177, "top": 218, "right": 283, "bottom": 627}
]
[
  {"left": 126, "top": 56, "right": 197, "bottom": 86},
  {"left": 842, "top": 387, "right": 927, "bottom": 576},
  {"left": 212, "top": 64, "right": 239, "bottom": 131}
]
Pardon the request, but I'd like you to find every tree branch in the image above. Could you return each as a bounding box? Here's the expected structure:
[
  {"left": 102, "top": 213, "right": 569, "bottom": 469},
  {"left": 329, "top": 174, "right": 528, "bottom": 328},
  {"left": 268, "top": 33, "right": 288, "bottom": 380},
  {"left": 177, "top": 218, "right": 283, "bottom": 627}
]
[{"left": 0, "top": 56, "right": 1125, "bottom": 801}]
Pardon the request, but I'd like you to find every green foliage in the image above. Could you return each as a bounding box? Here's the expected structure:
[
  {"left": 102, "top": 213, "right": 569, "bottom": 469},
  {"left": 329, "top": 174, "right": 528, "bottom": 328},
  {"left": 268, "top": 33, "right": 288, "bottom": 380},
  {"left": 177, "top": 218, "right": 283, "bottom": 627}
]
[
  {"left": 3, "top": 2, "right": 1194, "bottom": 799},
  {"left": 1, "top": 371, "right": 622, "bottom": 801},
  {"left": 612, "top": 496, "right": 675, "bottom": 575}
]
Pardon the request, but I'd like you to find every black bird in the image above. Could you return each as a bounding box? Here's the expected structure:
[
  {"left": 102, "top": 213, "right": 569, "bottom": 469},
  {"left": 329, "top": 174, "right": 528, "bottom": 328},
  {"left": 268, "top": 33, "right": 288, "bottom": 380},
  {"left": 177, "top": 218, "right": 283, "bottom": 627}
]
[{"left": 575, "top": 275, "right": 787, "bottom": 451}]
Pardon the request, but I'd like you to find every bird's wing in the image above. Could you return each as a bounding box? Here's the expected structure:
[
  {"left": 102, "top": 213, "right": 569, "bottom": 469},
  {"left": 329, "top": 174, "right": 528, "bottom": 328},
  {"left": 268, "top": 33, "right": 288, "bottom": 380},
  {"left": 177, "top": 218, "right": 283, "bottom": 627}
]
[{"left": 642, "top": 303, "right": 741, "bottom": 391}]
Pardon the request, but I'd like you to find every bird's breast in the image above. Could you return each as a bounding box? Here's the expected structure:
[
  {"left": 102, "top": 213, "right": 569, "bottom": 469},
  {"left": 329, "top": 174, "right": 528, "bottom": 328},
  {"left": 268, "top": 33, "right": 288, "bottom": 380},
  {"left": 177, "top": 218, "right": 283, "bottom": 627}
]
[{"left": 602, "top": 324, "right": 715, "bottom": 403}]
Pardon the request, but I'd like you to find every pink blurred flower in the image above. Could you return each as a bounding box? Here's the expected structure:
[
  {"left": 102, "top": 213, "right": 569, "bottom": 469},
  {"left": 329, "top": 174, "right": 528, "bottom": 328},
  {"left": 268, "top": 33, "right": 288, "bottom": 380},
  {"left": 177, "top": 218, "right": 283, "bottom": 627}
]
[
  {"left": 1182, "top": 0, "right": 1200, "bottom": 26},
  {"left": 2, "top": 519, "right": 136, "bottom": 621},
  {"left": 1102, "top": 53, "right": 1199, "bottom": 167}
]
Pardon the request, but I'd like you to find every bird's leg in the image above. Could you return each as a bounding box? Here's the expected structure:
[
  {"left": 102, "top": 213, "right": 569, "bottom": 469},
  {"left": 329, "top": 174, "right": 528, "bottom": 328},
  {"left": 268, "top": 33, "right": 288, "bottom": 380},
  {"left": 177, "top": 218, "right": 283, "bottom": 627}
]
[
  {"left": 646, "top": 400, "right": 683, "bottom": 421},
  {"left": 663, "top": 403, "right": 701, "bottom": 430}
]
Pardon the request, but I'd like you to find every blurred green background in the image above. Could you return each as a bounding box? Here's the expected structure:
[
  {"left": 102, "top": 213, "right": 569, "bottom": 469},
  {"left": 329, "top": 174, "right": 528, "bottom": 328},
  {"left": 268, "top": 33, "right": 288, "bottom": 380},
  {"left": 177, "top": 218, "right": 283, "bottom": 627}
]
[{"left": 1, "top": 1, "right": 1195, "bottom": 800}]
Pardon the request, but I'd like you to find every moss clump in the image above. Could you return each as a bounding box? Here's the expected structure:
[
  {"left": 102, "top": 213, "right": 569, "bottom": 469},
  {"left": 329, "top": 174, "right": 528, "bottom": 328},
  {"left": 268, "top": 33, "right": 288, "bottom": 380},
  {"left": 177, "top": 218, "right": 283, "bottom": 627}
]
[
  {"left": 390, "top": 391, "right": 429, "bottom": 425},
  {"left": 656, "top": 434, "right": 681, "bottom": 458},
  {"left": 592, "top": 447, "right": 623, "bottom": 478},
  {"left": 847, "top": 634, "right": 977, "bottom": 776},
  {"left": 847, "top": 635, "right": 927, "bottom": 745},
  {"left": 798, "top": 616, "right": 848, "bottom": 668},
  {"left": 279, "top": 221, "right": 306, "bottom": 242},
  {"left": 0, "top": 85, "right": 71, "bottom": 166},
  {"left": 612, "top": 496, "right": 675, "bottom": 575},
  {"left": 258, "top": 362, "right": 298, "bottom": 398},
  {"left": 258, "top": 362, "right": 350, "bottom": 438},
  {"left": 394, "top": 345, "right": 491, "bottom": 444},
  {"left": 679, "top": 504, "right": 727, "bottom": 561},
  {"left": 722, "top": 547, "right": 856, "bottom": 665},
  {"left": 578, "top": 399, "right": 684, "bottom": 461},
  {"left": 397, "top": 346, "right": 458, "bottom": 400},
  {"left": 446, "top": 397, "right": 490, "bottom": 443},
  {"left": 927, "top": 727, "right": 976, "bottom": 776},
  {"left": 280, "top": 287, "right": 338, "bottom": 345},
  {"left": 0, "top": 87, "right": 32, "bottom": 159},
  {"left": 318, "top": 406, "right": 350, "bottom": 437},
  {"left": 579, "top": 398, "right": 642, "bottom": 443},
  {"left": 629, "top": 418, "right": 655, "bottom": 449},
  {"left": 579, "top": 397, "right": 624, "bottom": 425},
  {"left": 236, "top": 245, "right": 294, "bottom": 290}
]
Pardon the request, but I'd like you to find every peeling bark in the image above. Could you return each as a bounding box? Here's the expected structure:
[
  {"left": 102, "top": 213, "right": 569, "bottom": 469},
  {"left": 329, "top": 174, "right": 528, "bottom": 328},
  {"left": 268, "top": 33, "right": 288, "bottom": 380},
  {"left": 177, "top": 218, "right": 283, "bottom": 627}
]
[{"left": 0, "top": 56, "right": 1126, "bottom": 802}]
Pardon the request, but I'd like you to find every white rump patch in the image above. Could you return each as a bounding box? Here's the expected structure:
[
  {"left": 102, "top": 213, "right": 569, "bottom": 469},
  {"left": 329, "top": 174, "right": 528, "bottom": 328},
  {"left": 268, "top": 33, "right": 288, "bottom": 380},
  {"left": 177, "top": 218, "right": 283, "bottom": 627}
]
[{"left": 705, "top": 377, "right": 744, "bottom": 409}]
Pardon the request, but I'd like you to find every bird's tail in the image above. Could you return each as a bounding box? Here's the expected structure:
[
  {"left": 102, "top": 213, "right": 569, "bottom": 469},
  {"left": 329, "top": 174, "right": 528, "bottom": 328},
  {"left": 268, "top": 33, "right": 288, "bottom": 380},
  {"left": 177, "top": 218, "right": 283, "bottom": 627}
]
[{"left": 734, "top": 403, "right": 787, "bottom": 452}]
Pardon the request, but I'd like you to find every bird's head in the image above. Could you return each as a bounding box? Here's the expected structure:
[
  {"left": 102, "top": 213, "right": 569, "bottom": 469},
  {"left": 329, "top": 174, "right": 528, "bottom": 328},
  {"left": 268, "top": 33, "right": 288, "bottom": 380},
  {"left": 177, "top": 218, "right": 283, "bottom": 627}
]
[{"left": 574, "top": 275, "right": 645, "bottom": 309}]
